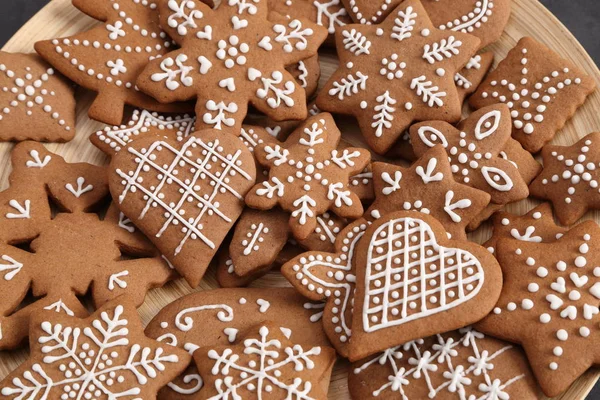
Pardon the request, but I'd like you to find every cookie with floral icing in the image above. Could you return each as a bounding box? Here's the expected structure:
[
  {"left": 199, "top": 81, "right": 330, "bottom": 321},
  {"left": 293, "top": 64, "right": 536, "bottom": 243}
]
[
  {"left": 0, "top": 142, "right": 173, "bottom": 350},
  {"left": 0, "top": 297, "right": 190, "bottom": 400},
  {"left": 194, "top": 322, "right": 336, "bottom": 399},
  {"left": 0, "top": 52, "right": 76, "bottom": 142},
  {"left": 410, "top": 104, "right": 531, "bottom": 213},
  {"left": 317, "top": 0, "right": 480, "bottom": 154},
  {"left": 422, "top": 0, "right": 512, "bottom": 49},
  {"left": 268, "top": 0, "right": 351, "bottom": 45},
  {"left": 35, "top": 0, "right": 194, "bottom": 126},
  {"left": 349, "top": 327, "right": 540, "bottom": 399},
  {"left": 484, "top": 203, "right": 567, "bottom": 254},
  {"left": 145, "top": 287, "right": 330, "bottom": 399},
  {"left": 529, "top": 133, "right": 600, "bottom": 226},
  {"left": 349, "top": 211, "right": 502, "bottom": 361},
  {"left": 109, "top": 130, "right": 256, "bottom": 287},
  {"left": 245, "top": 112, "right": 370, "bottom": 240},
  {"left": 477, "top": 221, "right": 600, "bottom": 396},
  {"left": 136, "top": 0, "right": 328, "bottom": 136},
  {"left": 367, "top": 145, "right": 491, "bottom": 240},
  {"left": 470, "top": 37, "right": 597, "bottom": 153}
]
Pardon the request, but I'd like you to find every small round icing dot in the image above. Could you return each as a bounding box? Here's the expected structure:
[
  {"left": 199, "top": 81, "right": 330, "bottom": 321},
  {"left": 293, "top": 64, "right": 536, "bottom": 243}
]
[{"left": 556, "top": 329, "right": 568, "bottom": 341}]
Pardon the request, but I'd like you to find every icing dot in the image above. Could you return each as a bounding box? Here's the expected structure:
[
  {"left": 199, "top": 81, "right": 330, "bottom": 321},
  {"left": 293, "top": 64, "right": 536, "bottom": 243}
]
[
  {"left": 536, "top": 267, "right": 548, "bottom": 278},
  {"left": 527, "top": 283, "right": 539, "bottom": 293},
  {"left": 575, "top": 256, "right": 587, "bottom": 267},
  {"left": 556, "top": 329, "right": 568, "bottom": 341},
  {"left": 549, "top": 362, "right": 558, "bottom": 371},
  {"left": 521, "top": 299, "right": 534, "bottom": 310},
  {"left": 580, "top": 327, "right": 591, "bottom": 337},
  {"left": 553, "top": 346, "right": 563, "bottom": 356},
  {"left": 540, "top": 313, "right": 551, "bottom": 323}
]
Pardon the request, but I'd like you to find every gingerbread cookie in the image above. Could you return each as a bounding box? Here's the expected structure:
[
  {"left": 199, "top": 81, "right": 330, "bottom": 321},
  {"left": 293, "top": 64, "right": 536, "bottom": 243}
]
[
  {"left": 35, "top": 0, "right": 194, "bottom": 126},
  {"left": 92, "top": 109, "right": 197, "bottom": 155},
  {"left": 477, "top": 221, "right": 600, "bottom": 396},
  {"left": 456, "top": 52, "right": 495, "bottom": 104},
  {"left": 268, "top": 0, "right": 351, "bottom": 45},
  {"left": 0, "top": 52, "right": 75, "bottom": 142},
  {"left": 410, "top": 104, "right": 531, "bottom": 210},
  {"left": 422, "top": 0, "right": 512, "bottom": 49},
  {"left": 109, "top": 130, "right": 256, "bottom": 287},
  {"left": 136, "top": 0, "right": 328, "bottom": 136},
  {"left": 145, "top": 287, "right": 330, "bottom": 399},
  {"left": 367, "top": 145, "right": 491, "bottom": 240},
  {"left": 484, "top": 203, "right": 567, "bottom": 254},
  {"left": 350, "top": 211, "right": 502, "bottom": 361},
  {"left": 288, "top": 54, "right": 321, "bottom": 99},
  {"left": 470, "top": 37, "right": 597, "bottom": 153},
  {"left": 245, "top": 112, "right": 370, "bottom": 240},
  {"left": 349, "top": 327, "right": 540, "bottom": 399},
  {"left": 0, "top": 143, "right": 173, "bottom": 350},
  {"left": 194, "top": 322, "right": 336, "bottom": 399},
  {"left": 0, "top": 297, "right": 190, "bottom": 399},
  {"left": 529, "top": 132, "right": 600, "bottom": 226},
  {"left": 282, "top": 219, "right": 370, "bottom": 357},
  {"left": 317, "top": 0, "right": 480, "bottom": 154}
]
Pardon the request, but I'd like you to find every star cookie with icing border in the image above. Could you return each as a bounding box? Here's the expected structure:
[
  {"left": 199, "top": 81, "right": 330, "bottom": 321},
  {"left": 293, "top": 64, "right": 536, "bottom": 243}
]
[
  {"left": 245, "top": 112, "right": 370, "bottom": 240},
  {"left": 484, "top": 203, "right": 567, "bottom": 254},
  {"left": 530, "top": 132, "right": 600, "bottom": 226},
  {"left": 137, "top": 0, "right": 327, "bottom": 136},
  {"left": 0, "top": 142, "right": 173, "bottom": 350},
  {"left": 476, "top": 221, "right": 600, "bottom": 396},
  {"left": 367, "top": 145, "right": 491, "bottom": 240},
  {"left": 0, "top": 52, "right": 75, "bottom": 142},
  {"left": 317, "top": 0, "right": 480, "bottom": 154},
  {"left": 470, "top": 37, "right": 597, "bottom": 153},
  {"left": 0, "top": 297, "right": 190, "bottom": 399}
]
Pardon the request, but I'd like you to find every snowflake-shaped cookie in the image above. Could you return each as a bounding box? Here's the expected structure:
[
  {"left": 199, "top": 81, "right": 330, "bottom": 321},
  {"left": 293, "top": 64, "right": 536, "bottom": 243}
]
[
  {"left": 350, "top": 327, "right": 539, "bottom": 399},
  {"left": 0, "top": 52, "right": 75, "bottom": 142},
  {"left": 317, "top": 0, "right": 480, "bottom": 154},
  {"left": 477, "top": 221, "right": 600, "bottom": 397},
  {"left": 411, "top": 104, "right": 530, "bottom": 207},
  {"left": 470, "top": 37, "right": 596, "bottom": 153},
  {"left": 484, "top": 203, "right": 567, "bottom": 254},
  {"left": 245, "top": 112, "right": 370, "bottom": 240},
  {"left": 137, "top": 0, "right": 327, "bottom": 136},
  {"left": 195, "top": 322, "right": 336, "bottom": 399},
  {"left": 0, "top": 298, "right": 190, "bottom": 399},
  {"left": 35, "top": 0, "right": 193, "bottom": 125},
  {"left": 0, "top": 142, "right": 173, "bottom": 350},
  {"left": 367, "top": 145, "right": 491, "bottom": 240},
  {"left": 530, "top": 132, "right": 600, "bottom": 226}
]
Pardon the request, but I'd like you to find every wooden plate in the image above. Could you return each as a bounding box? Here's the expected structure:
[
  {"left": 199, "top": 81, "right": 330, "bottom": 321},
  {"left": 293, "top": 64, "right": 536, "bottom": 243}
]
[{"left": 1, "top": 0, "right": 599, "bottom": 398}]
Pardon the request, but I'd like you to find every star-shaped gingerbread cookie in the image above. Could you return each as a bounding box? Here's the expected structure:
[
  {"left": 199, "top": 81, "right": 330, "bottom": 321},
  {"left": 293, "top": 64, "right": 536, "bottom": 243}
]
[
  {"left": 367, "top": 145, "right": 491, "bottom": 240},
  {"left": 245, "top": 112, "right": 371, "bottom": 240},
  {"left": 530, "top": 132, "right": 600, "bottom": 226},
  {"left": 137, "top": 0, "right": 328, "bottom": 135},
  {"left": 316, "top": 0, "right": 480, "bottom": 154},
  {"left": 476, "top": 221, "right": 600, "bottom": 397},
  {"left": 484, "top": 203, "right": 567, "bottom": 254}
]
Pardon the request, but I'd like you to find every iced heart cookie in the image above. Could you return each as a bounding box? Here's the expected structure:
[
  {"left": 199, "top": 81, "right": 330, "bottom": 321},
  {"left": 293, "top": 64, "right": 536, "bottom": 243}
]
[
  {"left": 0, "top": 52, "right": 75, "bottom": 142},
  {"left": 0, "top": 143, "right": 172, "bottom": 350},
  {"left": 35, "top": 0, "right": 194, "bottom": 125},
  {"left": 136, "top": 0, "right": 328, "bottom": 135},
  {"left": 529, "top": 132, "right": 600, "bottom": 226},
  {"left": 317, "top": 0, "right": 480, "bottom": 154},
  {"left": 477, "top": 221, "right": 600, "bottom": 397},
  {"left": 0, "top": 297, "right": 190, "bottom": 400},
  {"left": 410, "top": 104, "right": 531, "bottom": 213},
  {"left": 245, "top": 112, "right": 370, "bottom": 240},
  {"left": 350, "top": 211, "right": 502, "bottom": 361},
  {"left": 470, "top": 37, "right": 597, "bottom": 153},
  {"left": 145, "top": 287, "right": 330, "bottom": 399},
  {"left": 109, "top": 130, "right": 256, "bottom": 287},
  {"left": 484, "top": 203, "right": 567, "bottom": 254},
  {"left": 367, "top": 145, "right": 491, "bottom": 240},
  {"left": 193, "top": 322, "right": 336, "bottom": 399},
  {"left": 349, "top": 327, "right": 540, "bottom": 399},
  {"left": 422, "top": 0, "right": 512, "bottom": 49}
]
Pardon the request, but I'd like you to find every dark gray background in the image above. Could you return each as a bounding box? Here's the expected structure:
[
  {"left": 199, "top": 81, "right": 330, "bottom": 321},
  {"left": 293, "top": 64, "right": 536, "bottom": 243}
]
[{"left": 1, "top": 0, "right": 599, "bottom": 398}]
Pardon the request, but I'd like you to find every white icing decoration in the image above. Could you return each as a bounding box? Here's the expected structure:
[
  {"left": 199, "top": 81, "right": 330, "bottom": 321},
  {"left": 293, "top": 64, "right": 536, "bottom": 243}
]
[
  {"left": 443, "top": 191, "right": 472, "bottom": 223},
  {"left": 0, "top": 254, "right": 23, "bottom": 281},
  {"left": 482, "top": 167, "right": 514, "bottom": 192},
  {"left": 381, "top": 171, "right": 402, "bottom": 195},
  {"left": 410, "top": 76, "right": 446, "bottom": 107},
  {"left": 328, "top": 71, "right": 369, "bottom": 100},
  {"left": 273, "top": 19, "right": 314, "bottom": 53},
  {"left": 415, "top": 158, "right": 444, "bottom": 184},
  {"left": 313, "top": 0, "right": 348, "bottom": 34},
  {"left": 167, "top": 0, "right": 204, "bottom": 36},
  {"left": 108, "top": 270, "right": 130, "bottom": 291},
  {"left": 224, "top": 327, "right": 238, "bottom": 343},
  {"left": 26, "top": 150, "right": 51, "bottom": 168},
  {"left": 43, "top": 299, "right": 74, "bottom": 316},
  {"left": 151, "top": 54, "right": 194, "bottom": 90},
  {"left": 372, "top": 91, "right": 397, "bottom": 137},
  {"left": 422, "top": 36, "right": 463, "bottom": 64},
  {"left": 175, "top": 305, "right": 235, "bottom": 332},
  {"left": 118, "top": 212, "right": 136, "bottom": 233},
  {"left": 65, "top": 177, "right": 94, "bottom": 198},
  {"left": 391, "top": 6, "right": 417, "bottom": 41},
  {"left": 342, "top": 28, "right": 371, "bottom": 55},
  {"left": 167, "top": 374, "right": 203, "bottom": 395},
  {"left": 257, "top": 298, "right": 270, "bottom": 313},
  {"left": 5, "top": 199, "right": 31, "bottom": 219}
]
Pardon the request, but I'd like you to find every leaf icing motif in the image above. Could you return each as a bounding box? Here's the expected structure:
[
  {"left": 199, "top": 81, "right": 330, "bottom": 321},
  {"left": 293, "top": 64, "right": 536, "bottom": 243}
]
[
  {"left": 391, "top": 6, "right": 417, "bottom": 41},
  {"left": 372, "top": 91, "right": 397, "bottom": 137},
  {"left": 328, "top": 72, "right": 368, "bottom": 100},
  {"left": 411, "top": 76, "right": 446, "bottom": 107},
  {"left": 342, "top": 29, "right": 371, "bottom": 55},
  {"left": 423, "top": 36, "right": 463, "bottom": 64}
]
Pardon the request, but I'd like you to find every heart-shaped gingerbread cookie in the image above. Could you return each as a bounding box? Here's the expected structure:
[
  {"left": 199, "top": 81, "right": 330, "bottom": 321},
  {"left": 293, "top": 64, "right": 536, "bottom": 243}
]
[
  {"left": 349, "top": 211, "right": 502, "bottom": 361},
  {"left": 109, "top": 131, "right": 256, "bottom": 286}
]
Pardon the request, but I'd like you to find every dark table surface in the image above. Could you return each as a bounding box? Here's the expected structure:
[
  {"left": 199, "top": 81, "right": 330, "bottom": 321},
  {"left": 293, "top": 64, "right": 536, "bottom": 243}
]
[{"left": 1, "top": 0, "right": 599, "bottom": 398}]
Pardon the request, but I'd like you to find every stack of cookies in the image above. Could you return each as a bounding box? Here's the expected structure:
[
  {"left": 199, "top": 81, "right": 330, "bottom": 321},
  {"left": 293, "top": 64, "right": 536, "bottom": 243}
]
[{"left": 0, "top": 0, "right": 599, "bottom": 399}]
